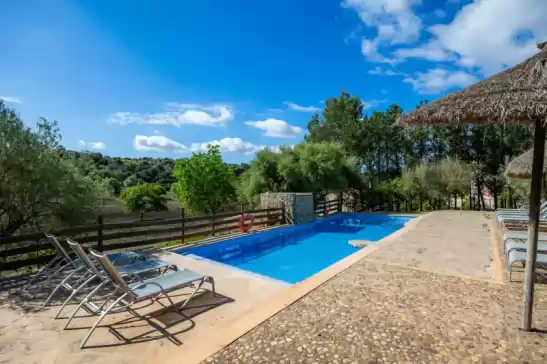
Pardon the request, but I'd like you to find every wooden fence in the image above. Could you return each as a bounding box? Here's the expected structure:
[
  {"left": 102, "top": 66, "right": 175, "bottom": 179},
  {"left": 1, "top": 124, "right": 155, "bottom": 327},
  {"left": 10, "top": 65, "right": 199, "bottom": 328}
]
[
  {"left": 0, "top": 206, "right": 285, "bottom": 271},
  {"left": 315, "top": 197, "right": 343, "bottom": 218}
]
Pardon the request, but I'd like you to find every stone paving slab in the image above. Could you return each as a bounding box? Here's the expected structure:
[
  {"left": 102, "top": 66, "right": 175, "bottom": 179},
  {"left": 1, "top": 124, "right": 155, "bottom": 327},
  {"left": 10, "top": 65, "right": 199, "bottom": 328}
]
[
  {"left": 367, "top": 211, "right": 493, "bottom": 280},
  {"left": 208, "top": 260, "right": 547, "bottom": 363}
]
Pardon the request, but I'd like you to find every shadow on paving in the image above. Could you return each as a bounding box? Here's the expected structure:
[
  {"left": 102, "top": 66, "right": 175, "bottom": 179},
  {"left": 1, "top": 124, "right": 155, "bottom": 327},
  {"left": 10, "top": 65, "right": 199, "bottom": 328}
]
[{"left": 80, "top": 290, "right": 233, "bottom": 349}]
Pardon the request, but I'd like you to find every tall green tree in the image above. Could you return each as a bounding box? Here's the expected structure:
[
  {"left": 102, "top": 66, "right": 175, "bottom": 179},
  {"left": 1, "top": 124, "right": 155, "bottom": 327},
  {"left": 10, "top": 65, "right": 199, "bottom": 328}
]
[{"left": 173, "top": 145, "right": 236, "bottom": 215}]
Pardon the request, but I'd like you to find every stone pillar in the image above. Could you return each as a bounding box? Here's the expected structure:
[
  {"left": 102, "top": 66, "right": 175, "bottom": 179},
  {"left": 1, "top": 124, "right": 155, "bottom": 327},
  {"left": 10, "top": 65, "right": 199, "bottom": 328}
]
[{"left": 260, "top": 192, "right": 315, "bottom": 225}]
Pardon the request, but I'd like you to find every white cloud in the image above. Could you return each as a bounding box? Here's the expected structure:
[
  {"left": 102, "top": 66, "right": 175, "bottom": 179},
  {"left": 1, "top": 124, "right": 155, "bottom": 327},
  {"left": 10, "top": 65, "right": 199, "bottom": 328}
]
[
  {"left": 0, "top": 96, "right": 22, "bottom": 104},
  {"left": 79, "top": 140, "right": 106, "bottom": 150},
  {"left": 425, "top": 0, "right": 547, "bottom": 74},
  {"left": 134, "top": 135, "right": 187, "bottom": 153},
  {"left": 283, "top": 101, "right": 321, "bottom": 113},
  {"left": 361, "top": 39, "right": 396, "bottom": 64},
  {"left": 190, "top": 138, "right": 264, "bottom": 155},
  {"left": 367, "top": 66, "right": 402, "bottom": 76},
  {"left": 343, "top": 0, "right": 422, "bottom": 63},
  {"left": 110, "top": 103, "right": 234, "bottom": 127},
  {"left": 394, "top": 41, "right": 453, "bottom": 62},
  {"left": 403, "top": 68, "right": 478, "bottom": 94},
  {"left": 134, "top": 135, "right": 266, "bottom": 155},
  {"left": 245, "top": 118, "right": 302, "bottom": 138},
  {"left": 343, "top": 0, "right": 423, "bottom": 45},
  {"left": 362, "top": 99, "right": 387, "bottom": 109}
]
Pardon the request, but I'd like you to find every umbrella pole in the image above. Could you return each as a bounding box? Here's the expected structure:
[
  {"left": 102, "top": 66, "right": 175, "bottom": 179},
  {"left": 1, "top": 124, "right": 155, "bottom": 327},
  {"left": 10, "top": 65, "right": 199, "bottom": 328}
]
[{"left": 522, "top": 118, "right": 546, "bottom": 331}]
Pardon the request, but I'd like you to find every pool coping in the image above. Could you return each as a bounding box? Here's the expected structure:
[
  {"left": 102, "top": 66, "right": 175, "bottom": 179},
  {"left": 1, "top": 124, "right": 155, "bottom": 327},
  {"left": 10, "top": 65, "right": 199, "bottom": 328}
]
[{"left": 154, "top": 212, "right": 429, "bottom": 364}]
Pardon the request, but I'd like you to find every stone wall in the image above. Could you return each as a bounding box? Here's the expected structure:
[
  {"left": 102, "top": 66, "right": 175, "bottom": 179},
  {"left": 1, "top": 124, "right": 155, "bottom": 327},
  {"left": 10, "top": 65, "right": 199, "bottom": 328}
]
[{"left": 260, "top": 192, "right": 315, "bottom": 225}]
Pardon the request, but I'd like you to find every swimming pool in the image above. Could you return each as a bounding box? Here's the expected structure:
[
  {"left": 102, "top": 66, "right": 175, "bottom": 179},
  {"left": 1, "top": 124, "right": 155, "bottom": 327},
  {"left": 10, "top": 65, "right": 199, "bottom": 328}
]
[{"left": 177, "top": 213, "right": 413, "bottom": 284}]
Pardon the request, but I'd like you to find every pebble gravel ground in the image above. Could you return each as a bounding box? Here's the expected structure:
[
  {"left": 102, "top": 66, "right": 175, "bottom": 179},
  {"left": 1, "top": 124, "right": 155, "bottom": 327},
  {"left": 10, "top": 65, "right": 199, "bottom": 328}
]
[{"left": 208, "top": 261, "right": 547, "bottom": 363}]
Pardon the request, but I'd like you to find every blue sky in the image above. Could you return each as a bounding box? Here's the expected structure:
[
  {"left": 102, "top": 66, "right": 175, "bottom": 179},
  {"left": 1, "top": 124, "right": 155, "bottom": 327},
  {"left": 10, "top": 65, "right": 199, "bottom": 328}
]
[{"left": 1, "top": 0, "right": 545, "bottom": 162}]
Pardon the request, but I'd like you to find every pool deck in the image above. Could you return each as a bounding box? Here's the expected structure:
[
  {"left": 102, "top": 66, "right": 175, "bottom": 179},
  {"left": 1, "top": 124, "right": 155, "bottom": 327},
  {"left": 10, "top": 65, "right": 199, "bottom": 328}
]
[
  {"left": 366, "top": 210, "right": 494, "bottom": 280},
  {"left": 0, "top": 251, "right": 286, "bottom": 364},
  {"left": 2, "top": 211, "right": 547, "bottom": 363}
]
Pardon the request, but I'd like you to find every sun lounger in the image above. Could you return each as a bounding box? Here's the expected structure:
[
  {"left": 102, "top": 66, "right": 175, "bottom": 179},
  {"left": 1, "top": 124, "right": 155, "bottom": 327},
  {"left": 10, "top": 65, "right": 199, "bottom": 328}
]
[
  {"left": 507, "top": 249, "right": 547, "bottom": 282},
  {"left": 76, "top": 249, "right": 215, "bottom": 348},
  {"left": 20, "top": 233, "right": 143, "bottom": 295},
  {"left": 495, "top": 201, "right": 546, "bottom": 217},
  {"left": 502, "top": 232, "right": 547, "bottom": 244},
  {"left": 497, "top": 211, "right": 547, "bottom": 228},
  {"left": 54, "top": 238, "right": 177, "bottom": 320},
  {"left": 41, "top": 234, "right": 147, "bottom": 307},
  {"left": 504, "top": 240, "right": 547, "bottom": 259}
]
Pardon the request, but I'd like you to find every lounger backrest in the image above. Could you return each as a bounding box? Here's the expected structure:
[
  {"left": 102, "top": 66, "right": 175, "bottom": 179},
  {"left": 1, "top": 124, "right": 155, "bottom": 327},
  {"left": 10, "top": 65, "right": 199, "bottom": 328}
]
[
  {"left": 66, "top": 239, "right": 102, "bottom": 277},
  {"left": 45, "top": 233, "right": 75, "bottom": 266},
  {"left": 89, "top": 249, "right": 129, "bottom": 292}
]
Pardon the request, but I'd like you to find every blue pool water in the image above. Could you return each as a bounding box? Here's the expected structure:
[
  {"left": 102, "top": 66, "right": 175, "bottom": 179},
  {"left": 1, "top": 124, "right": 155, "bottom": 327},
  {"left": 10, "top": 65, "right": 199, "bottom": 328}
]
[{"left": 177, "top": 213, "right": 413, "bottom": 284}]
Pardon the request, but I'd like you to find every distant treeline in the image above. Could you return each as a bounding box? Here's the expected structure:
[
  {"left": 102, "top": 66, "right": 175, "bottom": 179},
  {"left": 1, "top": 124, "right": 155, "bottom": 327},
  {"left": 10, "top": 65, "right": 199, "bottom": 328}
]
[{"left": 59, "top": 150, "right": 250, "bottom": 195}]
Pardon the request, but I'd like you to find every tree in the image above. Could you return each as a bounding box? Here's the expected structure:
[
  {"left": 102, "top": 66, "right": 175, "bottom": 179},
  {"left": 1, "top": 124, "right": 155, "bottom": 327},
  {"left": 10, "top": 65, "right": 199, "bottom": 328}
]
[
  {"left": 239, "top": 142, "right": 363, "bottom": 203},
  {"left": 123, "top": 174, "right": 141, "bottom": 188},
  {"left": 119, "top": 183, "right": 168, "bottom": 220},
  {"left": 104, "top": 177, "right": 122, "bottom": 195},
  {"left": 0, "top": 101, "right": 107, "bottom": 237},
  {"left": 173, "top": 145, "right": 236, "bottom": 215},
  {"left": 407, "top": 158, "right": 472, "bottom": 210}
]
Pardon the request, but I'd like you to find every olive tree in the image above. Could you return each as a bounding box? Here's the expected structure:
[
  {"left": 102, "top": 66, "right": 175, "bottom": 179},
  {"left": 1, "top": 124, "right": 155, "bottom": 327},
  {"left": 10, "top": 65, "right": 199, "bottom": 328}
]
[{"left": 0, "top": 101, "right": 108, "bottom": 237}]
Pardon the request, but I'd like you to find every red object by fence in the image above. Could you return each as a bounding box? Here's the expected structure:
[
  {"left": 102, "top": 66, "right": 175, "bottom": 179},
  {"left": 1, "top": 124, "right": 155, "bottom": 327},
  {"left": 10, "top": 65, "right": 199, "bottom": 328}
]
[{"left": 238, "top": 214, "right": 255, "bottom": 232}]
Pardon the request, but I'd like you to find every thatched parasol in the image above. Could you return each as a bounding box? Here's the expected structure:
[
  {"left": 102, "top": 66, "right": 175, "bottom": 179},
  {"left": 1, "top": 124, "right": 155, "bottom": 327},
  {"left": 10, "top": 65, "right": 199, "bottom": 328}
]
[
  {"left": 399, "top": 42, "right": 547, "bottom": 331},
  {"left": 505, "top": 147, "right": 547, "bottom": 179}
]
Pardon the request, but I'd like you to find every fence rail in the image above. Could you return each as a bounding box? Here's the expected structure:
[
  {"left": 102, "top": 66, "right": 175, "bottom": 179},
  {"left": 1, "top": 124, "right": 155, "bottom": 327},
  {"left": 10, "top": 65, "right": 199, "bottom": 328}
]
[
  {"left": 0, "top": 206, "right": 285, "bottom": 271},
  {"left": 315, "top": 197, "right": 343, "bottom": 217}
]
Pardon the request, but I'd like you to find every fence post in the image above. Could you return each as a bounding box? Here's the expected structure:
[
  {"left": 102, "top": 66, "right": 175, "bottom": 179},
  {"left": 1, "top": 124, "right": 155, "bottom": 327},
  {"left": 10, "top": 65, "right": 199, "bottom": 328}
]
[
  {"left": 211, "top": 213, "right": 216, "bottom": 236},
  {"left": 338, "top": 195, "right": 342, "bottom": 213},
  {"left": 96, "top": 215, "right": 104, "bottom": 251},
  {"left": 281, "top": 202, "right": 286, "bottom": 225},
  {"left": 180, "top": 207, "right": 185, "bottom": 244},
  {"left": 323, "top": 200, "right": 327, "bottom": 217}
]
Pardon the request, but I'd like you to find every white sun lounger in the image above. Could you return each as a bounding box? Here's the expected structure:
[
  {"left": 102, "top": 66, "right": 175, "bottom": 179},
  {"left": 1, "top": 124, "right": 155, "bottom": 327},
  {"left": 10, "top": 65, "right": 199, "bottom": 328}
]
[
  {"left": 507, "top": 249, "right": 547, "bottom": 282},
  {"left": 504, "top": 240, "right": 547, "bottom": 259},
  {"left": 495, "top": 201, "right": 546, "bottom": 217},
  {"left": 502, "top": 232, "right": 547, "bottom": 244},
  {"left": 497, "top": 211, "right": 547, "bottom": 228}
]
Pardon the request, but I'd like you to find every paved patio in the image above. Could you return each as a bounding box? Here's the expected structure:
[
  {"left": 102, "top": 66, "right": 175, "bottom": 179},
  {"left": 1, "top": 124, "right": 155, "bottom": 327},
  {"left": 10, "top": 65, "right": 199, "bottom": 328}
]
[
  {"left": 0, "top": 250, "right": 286, "bottom": 364},
  {"left": 367, "top": 211, "right": 494, "bottom": 280}
]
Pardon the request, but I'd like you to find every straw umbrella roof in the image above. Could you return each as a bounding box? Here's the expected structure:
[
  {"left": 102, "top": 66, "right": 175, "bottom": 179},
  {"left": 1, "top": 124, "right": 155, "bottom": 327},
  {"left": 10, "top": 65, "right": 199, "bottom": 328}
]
[
  {"left": 505, "top": 147, "right": 547, "bottom": 179},
  {"left": 398, "top": 42, "right": 547, "bottom": 125}
]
